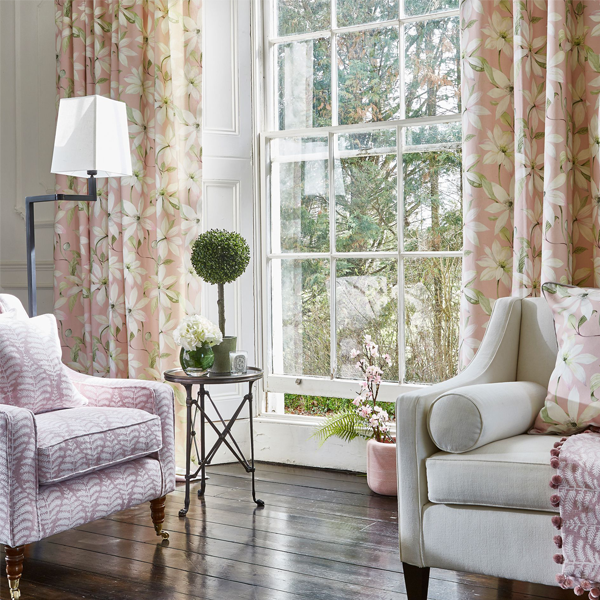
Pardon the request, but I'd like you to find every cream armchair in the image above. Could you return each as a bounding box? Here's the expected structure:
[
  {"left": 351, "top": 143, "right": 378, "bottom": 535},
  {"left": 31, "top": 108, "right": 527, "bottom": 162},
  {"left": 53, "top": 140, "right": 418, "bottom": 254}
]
[{"left": 397, "top": 297, "right": 561, "bottom": 598}]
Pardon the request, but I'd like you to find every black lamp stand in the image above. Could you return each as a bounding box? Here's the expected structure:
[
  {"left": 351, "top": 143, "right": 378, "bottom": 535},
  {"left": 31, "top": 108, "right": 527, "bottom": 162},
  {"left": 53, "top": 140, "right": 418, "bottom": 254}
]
[{"left": 26, "top": 170, "right": 98, "bottom": 316}]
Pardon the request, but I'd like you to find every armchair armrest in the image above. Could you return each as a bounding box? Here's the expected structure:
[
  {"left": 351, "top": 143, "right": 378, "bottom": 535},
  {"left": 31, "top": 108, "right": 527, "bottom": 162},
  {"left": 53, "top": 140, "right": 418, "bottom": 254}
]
[
  {"left": 0, "top": 405, "right": 40, "bottom": 547},
  {"left": 66, "top": 370, "right": 176, "bottom": 497},
  {"left": 428, "top": 381, "right": 547, "bottom": 453},
  {"left": 396, "top": 296, "right": 523, "bottom": 567}
]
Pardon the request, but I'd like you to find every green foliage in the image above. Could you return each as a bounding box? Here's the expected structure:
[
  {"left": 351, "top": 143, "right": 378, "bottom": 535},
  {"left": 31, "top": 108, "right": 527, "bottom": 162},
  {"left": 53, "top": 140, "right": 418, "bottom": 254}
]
[
  {"left": 285, "top": 393, "right": 397, "bottom": 417},
  {"left": 191, "top": 229, "right": 250, "bottom": 285},
  {"left": 312, "top": 409, "right": 372, "bottom": 445}
]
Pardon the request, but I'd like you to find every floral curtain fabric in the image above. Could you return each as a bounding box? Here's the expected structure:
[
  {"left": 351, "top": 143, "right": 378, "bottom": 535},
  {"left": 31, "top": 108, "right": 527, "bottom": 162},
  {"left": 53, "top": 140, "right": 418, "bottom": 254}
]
[
  {"left": 54, "top": 0, "right": 202, "bottom": 455},
  {"left": 461, "top": 0, "right": 600, "bottom": 367}
]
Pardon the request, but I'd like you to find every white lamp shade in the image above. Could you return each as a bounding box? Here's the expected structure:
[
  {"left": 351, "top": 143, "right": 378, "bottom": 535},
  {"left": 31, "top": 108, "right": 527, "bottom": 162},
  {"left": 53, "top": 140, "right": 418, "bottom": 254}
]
[{"left": 51, "top": 95, "right": 133, "bottom": 178}]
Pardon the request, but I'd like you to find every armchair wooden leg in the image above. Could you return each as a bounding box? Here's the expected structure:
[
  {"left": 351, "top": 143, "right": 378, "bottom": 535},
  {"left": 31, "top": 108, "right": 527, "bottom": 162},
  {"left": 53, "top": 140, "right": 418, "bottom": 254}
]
[
  {"left": 150, "top": 496, "right": 169, "bottom": 540},
  {"left": 5, "top": 545, "right": 25, "bottom": 600},
  {"left": 403, "top": 562, "right": 430, "bottom": 600}
]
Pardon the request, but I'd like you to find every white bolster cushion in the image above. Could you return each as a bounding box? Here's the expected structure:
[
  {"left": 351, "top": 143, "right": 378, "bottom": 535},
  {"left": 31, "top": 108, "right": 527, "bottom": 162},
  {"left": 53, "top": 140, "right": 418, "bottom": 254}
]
[{"left": 428, "top": 382, "right": 547, "bottom": 453}]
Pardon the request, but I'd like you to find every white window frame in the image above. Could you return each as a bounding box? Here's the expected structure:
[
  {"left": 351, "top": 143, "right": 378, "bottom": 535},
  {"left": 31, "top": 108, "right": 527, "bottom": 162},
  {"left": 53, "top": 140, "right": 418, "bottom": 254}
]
[{"left": 255, "top": 0, "right": 463, "bottom": 407}]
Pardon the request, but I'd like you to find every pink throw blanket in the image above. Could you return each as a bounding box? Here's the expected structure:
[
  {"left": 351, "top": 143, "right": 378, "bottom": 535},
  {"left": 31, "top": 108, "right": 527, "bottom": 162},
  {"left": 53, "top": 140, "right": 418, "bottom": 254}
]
[{"left": 551, "top": 431, "right": 600, "bottom": 598}]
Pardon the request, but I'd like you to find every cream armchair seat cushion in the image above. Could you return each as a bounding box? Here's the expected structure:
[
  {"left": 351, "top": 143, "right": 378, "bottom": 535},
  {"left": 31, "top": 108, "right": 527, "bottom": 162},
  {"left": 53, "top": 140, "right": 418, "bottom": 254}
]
[
  {"left": 426, "top": 434, "right": 556, "bottom": 512},
  {"left": 428, "top": 381, "right": 547, "bottom": 453}
]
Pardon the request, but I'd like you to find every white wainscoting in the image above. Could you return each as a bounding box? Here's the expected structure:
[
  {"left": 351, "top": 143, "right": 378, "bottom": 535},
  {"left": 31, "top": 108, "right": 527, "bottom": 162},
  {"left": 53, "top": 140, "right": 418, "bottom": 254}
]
[{"left": 254, "top": 415, "right": 370, "bottom": 473}]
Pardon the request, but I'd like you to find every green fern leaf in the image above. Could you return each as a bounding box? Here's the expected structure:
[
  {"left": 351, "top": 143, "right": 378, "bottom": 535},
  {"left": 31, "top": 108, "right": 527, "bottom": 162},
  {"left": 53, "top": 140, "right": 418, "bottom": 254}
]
[{"left": 312, "top": 409, "right": 372, "bottom": 446}]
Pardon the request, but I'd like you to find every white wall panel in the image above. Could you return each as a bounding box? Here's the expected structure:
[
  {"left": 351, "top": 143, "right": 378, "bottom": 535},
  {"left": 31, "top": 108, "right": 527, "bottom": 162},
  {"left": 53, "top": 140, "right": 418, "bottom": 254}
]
[
  {"left": 201, "top": 0, "right": 256, "bottom": 427},
  {"left": 0, "top": 0, "right": 55, "bottom": 313}
]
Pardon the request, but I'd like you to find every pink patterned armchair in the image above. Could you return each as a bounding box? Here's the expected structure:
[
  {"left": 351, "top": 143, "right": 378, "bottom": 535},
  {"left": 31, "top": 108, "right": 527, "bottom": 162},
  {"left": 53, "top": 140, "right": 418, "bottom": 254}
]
[{"left": 0, "top": 294, "right": 176, "bottom": 599}]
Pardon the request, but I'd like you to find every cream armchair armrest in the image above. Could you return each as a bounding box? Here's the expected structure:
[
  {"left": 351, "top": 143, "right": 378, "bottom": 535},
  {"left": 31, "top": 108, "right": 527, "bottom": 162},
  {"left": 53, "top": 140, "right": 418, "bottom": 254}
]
[
  {"left": 428, "top": 381, "right": 547, "bottom": 453},
  {"left": 396, "top": 296, "right": 523, "bottom": 567}
]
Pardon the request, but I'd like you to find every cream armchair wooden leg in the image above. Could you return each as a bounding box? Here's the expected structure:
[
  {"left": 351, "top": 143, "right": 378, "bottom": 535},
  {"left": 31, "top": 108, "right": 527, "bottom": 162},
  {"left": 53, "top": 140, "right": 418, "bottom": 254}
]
[{"left": 403, "top": 563, "right": 430, "bottom": 600}]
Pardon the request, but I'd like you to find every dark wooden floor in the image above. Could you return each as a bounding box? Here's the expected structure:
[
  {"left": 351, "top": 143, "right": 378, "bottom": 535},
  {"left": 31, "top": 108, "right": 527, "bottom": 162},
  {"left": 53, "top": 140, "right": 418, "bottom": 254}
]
[{"left": 1, "top": 463, "right": 573, "bottom": 600}]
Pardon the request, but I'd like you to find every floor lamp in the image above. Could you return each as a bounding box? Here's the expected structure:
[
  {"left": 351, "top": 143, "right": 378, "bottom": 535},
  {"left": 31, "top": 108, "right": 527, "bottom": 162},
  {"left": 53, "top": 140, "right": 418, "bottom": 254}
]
[{"left": 27, "top": 95, "right": 132, "bottom": 316}]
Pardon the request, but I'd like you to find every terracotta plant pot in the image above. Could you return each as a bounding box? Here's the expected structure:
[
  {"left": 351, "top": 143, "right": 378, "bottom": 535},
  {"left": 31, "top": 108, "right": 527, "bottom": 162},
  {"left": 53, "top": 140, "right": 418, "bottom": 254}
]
[{"left": 366, "top": 438, "right": 397, "bottom": 496}]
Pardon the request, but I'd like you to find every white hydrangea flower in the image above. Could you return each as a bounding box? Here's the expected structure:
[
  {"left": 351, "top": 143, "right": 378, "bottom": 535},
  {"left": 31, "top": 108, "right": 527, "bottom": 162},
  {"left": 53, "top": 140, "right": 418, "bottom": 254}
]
[{"left": 173, "top": 315, "right": 223, "bottom": 350}]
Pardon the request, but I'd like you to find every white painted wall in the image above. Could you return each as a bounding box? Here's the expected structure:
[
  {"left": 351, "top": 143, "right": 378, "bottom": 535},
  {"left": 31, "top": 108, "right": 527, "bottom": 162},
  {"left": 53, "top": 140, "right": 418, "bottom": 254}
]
[{"left": 0, "top": 0, "right": 56, "bottom": 314}]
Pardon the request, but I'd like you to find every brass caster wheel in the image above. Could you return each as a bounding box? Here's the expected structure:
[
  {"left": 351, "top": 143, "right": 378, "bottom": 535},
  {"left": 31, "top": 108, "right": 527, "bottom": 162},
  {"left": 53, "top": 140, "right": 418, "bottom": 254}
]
[
  {"left": 9, "top": 583, "right": 21, "bottom": 600},
  {"left": 154, "top": 523, "right": 170, "bottom": 540}
]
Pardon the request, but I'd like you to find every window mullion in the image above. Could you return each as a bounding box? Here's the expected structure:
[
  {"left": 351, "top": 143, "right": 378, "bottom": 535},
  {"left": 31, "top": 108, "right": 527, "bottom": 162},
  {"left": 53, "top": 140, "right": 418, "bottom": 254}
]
[
  {"left": 328, "top": 131, "right": 337, "bottom": 379},
  {"left": 397, "top": 124, "right": 405, "bottom": 385},
  {"left": 331, "top": 3, "right": 338, "bottom": 128}
]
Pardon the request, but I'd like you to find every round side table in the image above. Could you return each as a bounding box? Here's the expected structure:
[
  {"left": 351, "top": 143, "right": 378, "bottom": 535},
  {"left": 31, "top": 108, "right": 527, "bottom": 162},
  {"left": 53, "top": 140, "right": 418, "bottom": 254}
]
[{"left": 164, "top": 367, "right": 264, "bottom": 517}]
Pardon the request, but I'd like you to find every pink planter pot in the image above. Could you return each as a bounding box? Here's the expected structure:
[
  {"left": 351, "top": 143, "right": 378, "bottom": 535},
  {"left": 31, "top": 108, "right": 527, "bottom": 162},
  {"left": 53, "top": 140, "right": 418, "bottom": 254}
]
[{"left": 366, "top": 438, "right": 397, "bottom": 496}]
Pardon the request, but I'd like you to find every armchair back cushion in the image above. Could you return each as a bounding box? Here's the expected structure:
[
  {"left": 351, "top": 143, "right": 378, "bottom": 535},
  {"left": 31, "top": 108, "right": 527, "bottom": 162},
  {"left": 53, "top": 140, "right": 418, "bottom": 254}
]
[
  {"left": 531, "top": 283, "right": 600, "bottom": 434},
  {"left": 0, "top": 314, "right": 86, "bottom": 413},
  {"left": 516, "top": 298, "right": 558, "bottom": 387}
]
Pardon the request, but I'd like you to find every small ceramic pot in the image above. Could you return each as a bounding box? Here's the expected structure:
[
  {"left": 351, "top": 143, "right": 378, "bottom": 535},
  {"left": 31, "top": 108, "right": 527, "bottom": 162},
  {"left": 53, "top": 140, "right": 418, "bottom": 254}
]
[
  {"left": 366, "top": 438, "right": 397, "bottom": 496},
  {"left": 211, "top": 336, "right": 237, "bottom": 373},
  {"left": 180, "top": 344, "right": 214, "bottom": 376}
]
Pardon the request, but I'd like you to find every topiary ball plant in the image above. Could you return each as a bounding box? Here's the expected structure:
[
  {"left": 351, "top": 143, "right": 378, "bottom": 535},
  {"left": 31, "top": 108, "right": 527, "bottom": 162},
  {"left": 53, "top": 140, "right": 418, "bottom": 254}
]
[{"left": 191, "top": 229, "right": 250, "bottom": 336}]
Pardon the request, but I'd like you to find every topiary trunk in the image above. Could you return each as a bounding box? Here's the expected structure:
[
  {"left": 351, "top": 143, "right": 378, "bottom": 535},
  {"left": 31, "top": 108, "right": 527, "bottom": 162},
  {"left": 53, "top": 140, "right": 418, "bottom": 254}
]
[{"left": 217, "top": 282, "right": 225, "bottom": 336}]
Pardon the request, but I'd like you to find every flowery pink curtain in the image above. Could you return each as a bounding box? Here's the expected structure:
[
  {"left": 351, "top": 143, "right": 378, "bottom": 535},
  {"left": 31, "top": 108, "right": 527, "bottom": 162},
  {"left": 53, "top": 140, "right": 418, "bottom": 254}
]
[
  {"left": 461, "top": 0, "right": 600, "bottom": 368},
  {"left": 54, "top": 0, "right": 202, "bottom": 457}
]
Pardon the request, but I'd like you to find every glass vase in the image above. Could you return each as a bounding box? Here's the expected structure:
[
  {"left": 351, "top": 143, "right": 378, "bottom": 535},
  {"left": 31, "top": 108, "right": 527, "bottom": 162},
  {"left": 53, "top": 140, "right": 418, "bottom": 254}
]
[{"left": 180, "top": 344, "right": 214, "bottom": 376}]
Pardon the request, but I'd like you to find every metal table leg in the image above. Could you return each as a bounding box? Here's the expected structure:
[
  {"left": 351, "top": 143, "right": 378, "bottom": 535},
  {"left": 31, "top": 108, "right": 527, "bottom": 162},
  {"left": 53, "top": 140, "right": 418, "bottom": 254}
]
[
  {"left": 179, "top": 384, "right": 193, "bottom": 517},
  {"left": 198, "top": 385, "right": 207, "bottom": 497},
  {"left": 248, "top": 381, "right": 264, "bottom": 507}
]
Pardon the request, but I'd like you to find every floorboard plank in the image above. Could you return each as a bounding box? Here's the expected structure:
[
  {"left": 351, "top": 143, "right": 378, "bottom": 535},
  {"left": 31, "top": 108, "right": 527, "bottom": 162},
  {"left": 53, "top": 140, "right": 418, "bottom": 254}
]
[
  {"left": 0, "top": 464, "right": 570, "bottom": 600},
  {"left": 47, "top": 528, "right": 406, "bottom": 600},
  {"left": 197, "top": 471, "right": 397, "bottom": 510},
  {"left": 207, "top": 463, "right": 372, "bottom": 494}
]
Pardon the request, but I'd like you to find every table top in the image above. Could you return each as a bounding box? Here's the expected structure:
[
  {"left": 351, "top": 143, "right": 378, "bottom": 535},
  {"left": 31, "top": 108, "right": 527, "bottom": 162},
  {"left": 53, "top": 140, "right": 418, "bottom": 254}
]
[{"left": 164, "top": 367, "right": 263, "bottom": 385}]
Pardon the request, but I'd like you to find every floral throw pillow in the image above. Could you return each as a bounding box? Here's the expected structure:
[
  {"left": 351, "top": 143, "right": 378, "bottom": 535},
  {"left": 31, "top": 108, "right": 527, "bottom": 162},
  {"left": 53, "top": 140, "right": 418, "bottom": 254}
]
[
  {"left": 531, "top": 283, "right": 600, "bottom": 435},
  {"left": 0, "top": 314, "right": 87, "bottom": 414}
]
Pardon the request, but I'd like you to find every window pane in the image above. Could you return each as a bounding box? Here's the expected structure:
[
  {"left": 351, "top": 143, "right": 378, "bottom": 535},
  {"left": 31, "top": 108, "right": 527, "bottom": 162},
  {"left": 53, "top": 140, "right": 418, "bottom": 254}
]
[
  {"left": 277, "top": 38, "right": 331, "bottom": 130},
  {"left": 336, "top": 131, "right": 398, "bottom": 252},
  {"left": 405, "top": 122, "right": 461, "bottom": 146},
  {"left": 404, "top": 0, "right": 458, "bottom": 16},
  {"left": 404, "top": 256, "right": 461, "bottom": 383},
  {"left": 405, "top": 17, "right": 460, "bottom": 118},
  {"left": 403, "top": 148, "right": 462, "bottom": 251},
  {"left": 337, "top": 0, "right": 398, "bottom": 28},
  {"left": 338, "top": 27, "right": 400, "bottom": 125},
  {"left": 336, "top": 258, "right": 398, "bottom": 381},
  {"left": 271, "top": 137, "right": 329, "bottom": 253},
  {"left": 271, "top": 259, "right": 330, "bottom": 377},
  {"left": 277, "top": 0, "right": 330, "bottom": 36}
]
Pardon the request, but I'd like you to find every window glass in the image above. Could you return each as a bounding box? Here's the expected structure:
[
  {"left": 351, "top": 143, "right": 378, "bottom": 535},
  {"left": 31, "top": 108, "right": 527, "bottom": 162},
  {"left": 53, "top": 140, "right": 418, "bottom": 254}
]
[{"left": 277, "top": 0, "right": 330, "bottom": 36}]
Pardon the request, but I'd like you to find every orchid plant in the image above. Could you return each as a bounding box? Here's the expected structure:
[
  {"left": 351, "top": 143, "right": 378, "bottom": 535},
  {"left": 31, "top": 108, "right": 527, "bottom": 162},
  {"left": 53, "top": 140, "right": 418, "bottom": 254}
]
[{"left": 314, "top": 335, "right": 394, "bottom": 445}]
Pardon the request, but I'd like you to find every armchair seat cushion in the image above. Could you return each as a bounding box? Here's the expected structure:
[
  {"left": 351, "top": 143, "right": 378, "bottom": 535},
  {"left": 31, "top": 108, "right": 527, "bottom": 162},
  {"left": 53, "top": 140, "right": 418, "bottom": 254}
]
[
  {"left": 426, "top": 434, "right": 556, "bottom": 512},
  {"left": 35, "top": 407, "right": 163, "bottom": 485}
]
